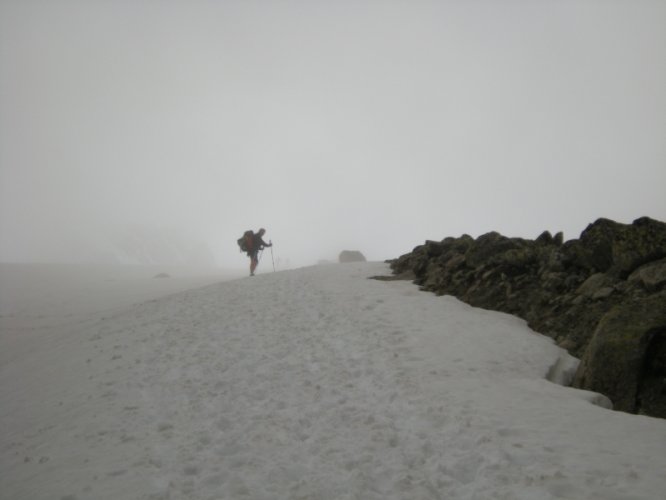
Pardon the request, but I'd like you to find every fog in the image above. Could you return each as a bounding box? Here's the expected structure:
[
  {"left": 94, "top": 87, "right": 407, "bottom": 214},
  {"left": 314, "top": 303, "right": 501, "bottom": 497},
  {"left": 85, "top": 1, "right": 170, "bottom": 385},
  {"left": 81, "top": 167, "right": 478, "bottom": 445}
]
[{"left": 1, "top": 0, "right": 665, "bottom": 270}]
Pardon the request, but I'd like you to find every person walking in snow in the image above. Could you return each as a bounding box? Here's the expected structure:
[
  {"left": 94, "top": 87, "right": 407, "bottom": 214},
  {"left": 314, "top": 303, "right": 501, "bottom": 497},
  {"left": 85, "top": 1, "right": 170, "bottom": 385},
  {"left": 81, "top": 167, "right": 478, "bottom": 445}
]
[{"left": 245, "top": 228, "right": 272, "bottom": 276}]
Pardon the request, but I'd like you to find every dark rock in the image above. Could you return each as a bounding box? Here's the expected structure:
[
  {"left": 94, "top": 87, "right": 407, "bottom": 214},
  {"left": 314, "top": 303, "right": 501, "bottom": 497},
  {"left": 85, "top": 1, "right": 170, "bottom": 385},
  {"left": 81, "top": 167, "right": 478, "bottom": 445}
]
[
  {"left": 388, "top": 216, "right": 666, "bottom": 418},
  {"left": 424, "top": 240, "right": 444, "bottom": 257},
  {"left": 553, "top": 232, "right": 564, "bottom": 246},
  {"left": 638, "top": 328, "right": 666, "bottom": 417},
  {"left": 371, "top": 269, "right": 415, "bottom": 281},
  {"left": 464, "top": 232, "right": 524, "bottom": 269},
  {"left": 572, "top": 291, "right": 666, "bottom": 417},
  {"left": 563, "top": 217, "right": 666, "bottom": 277},
  {"left": 575, "top": 273, "right": 618, "bottom": 300},
  {"left": 628, "top": 258, "right": 666, "bottom": 293},
  {"left": 536, "top": 230, "right": 554, "bottom": 245}
]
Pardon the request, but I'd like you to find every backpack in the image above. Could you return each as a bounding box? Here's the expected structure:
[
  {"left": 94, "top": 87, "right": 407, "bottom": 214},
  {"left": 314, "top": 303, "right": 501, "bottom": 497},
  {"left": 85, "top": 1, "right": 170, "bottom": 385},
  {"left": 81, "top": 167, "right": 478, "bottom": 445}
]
[{"left": 237, "top": 230, "right": 254, "bottom": 252}]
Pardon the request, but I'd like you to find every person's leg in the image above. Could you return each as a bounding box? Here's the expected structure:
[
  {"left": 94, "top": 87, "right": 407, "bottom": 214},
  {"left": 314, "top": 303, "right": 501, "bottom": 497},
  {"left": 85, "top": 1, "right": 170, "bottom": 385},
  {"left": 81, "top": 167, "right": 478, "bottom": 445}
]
[{"left": 250, "top": 251, "right": 258, "bottom": 275}]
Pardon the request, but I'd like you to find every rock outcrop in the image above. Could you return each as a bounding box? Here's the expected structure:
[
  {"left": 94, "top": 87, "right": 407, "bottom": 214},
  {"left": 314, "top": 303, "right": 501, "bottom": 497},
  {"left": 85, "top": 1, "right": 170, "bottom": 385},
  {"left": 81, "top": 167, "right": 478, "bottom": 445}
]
[
  {"left": 388, "top": 217, "right": 666, "bottom": 418},
  {"left": 339, "top": 250, "right": 367, "bottom": 263}
]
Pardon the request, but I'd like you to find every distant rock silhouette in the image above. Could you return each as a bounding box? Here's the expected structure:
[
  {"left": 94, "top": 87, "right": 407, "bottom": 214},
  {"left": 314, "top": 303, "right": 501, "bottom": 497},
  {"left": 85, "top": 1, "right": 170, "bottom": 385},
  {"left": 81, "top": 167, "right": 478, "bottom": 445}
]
[
  {"left": 339, "top": 250, "right": 366, "bottom": 263},
  {"left": 388, "top": 217, "right": 666, "bottom": 419}
]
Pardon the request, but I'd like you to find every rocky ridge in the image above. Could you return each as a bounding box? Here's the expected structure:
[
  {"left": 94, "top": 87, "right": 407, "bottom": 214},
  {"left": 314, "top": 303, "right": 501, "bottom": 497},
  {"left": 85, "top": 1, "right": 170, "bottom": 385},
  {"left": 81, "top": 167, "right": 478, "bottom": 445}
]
[{"left": 388, "top": 217, "right": 666, "bottom": 418}]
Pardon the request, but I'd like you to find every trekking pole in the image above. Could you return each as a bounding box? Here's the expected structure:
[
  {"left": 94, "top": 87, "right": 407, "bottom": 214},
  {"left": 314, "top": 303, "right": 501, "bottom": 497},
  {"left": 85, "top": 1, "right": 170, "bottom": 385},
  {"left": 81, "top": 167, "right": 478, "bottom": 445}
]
[{"left": 270, "top": 241, "right": 275, "bottom": 272}]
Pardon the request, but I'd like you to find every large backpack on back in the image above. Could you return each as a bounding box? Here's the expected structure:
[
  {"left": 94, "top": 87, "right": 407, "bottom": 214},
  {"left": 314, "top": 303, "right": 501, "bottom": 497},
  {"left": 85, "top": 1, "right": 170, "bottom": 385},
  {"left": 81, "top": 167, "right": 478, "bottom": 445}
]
[{"left": 237, "top": 230, "right": 254, "bottom": 252}]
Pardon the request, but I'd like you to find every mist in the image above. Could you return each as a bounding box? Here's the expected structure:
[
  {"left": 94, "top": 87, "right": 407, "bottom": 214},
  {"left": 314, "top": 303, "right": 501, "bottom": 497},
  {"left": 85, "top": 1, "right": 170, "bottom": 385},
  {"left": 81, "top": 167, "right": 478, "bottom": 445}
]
[{"left": 1, "top": 0, "right": 665, "bottom": 269}]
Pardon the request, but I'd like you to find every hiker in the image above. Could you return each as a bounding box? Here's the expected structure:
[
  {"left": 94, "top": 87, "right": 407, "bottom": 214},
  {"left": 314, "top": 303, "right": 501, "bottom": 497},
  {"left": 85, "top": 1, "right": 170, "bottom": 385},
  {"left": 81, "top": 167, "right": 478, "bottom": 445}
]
[{"left": 245, "top": 228, "right": 272, "bottom": 276}]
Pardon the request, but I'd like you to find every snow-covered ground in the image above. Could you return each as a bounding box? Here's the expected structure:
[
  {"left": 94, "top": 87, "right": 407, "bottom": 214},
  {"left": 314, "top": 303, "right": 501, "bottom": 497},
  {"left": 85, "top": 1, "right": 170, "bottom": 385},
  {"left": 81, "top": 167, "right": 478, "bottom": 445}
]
[
  {"left": 0, "top": 263, "right": 243, "bottom": 368},
  {"left": 1, "top": 262, "right": 665, "bottom": 500}
]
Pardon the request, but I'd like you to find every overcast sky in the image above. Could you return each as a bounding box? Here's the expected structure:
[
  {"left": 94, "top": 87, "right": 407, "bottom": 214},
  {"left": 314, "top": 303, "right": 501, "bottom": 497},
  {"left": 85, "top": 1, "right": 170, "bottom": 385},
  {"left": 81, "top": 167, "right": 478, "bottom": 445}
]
[{"left": 1, "top": 0, "right": 665, "bottom": 268}]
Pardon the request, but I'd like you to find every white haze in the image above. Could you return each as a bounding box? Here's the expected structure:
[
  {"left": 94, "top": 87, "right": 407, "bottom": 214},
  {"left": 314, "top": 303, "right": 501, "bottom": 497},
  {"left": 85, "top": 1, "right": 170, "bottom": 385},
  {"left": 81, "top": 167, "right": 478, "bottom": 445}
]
[{"left": 1, "top": 0, "right": 665, "bottom": 269}]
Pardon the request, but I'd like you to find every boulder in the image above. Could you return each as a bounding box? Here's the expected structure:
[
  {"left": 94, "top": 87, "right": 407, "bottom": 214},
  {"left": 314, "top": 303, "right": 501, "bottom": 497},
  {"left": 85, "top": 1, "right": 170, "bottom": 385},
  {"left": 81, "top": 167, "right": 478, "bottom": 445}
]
[
  {"left": 575, "top": 273, "right": 617, "bottom": 300},
  {"left": 563, "top": 217, "right": 666, "bottom": 277},
  {"left": 628, "top": 258, "right": 666, "bottom": 293},
  {"left": 338, "top": 250, "right": 366, "bottom": 263},
  {"left": 572, "top": 291, "right": 666, "bottom": 417},
  {"left": 464, "top": 232, "right": 524, "bottom": 269}
]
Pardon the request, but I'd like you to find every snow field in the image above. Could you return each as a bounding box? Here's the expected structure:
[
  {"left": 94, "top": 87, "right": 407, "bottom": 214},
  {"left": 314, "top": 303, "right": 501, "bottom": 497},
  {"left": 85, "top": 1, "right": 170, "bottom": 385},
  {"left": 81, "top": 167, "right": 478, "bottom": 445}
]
[{"left": 1, "top": 262, "right": 665, "bottom": 500}]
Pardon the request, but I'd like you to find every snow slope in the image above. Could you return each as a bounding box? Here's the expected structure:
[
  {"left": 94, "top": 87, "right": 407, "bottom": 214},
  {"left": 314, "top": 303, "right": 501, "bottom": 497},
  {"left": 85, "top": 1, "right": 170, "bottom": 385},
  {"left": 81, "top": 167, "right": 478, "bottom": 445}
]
[{"left": 1, "top": 262, "right": 665, "bottom": 500}]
